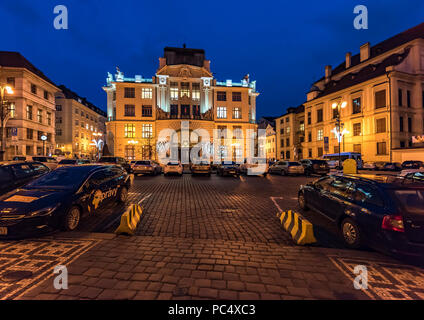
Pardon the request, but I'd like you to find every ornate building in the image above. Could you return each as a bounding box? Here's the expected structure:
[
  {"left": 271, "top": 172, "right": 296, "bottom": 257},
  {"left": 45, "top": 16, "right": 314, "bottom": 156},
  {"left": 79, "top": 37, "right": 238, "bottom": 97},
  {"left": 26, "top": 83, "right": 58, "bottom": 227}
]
[{"left": 103, "top": 47, "right": 259, "bottom": 162}]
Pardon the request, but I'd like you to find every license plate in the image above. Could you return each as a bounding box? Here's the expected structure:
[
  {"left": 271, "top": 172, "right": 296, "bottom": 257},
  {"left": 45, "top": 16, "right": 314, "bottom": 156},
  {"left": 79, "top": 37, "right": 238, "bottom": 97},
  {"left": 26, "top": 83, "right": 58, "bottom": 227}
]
[{"left": 0, "top": 227, "right": 7, "bottom": 235}]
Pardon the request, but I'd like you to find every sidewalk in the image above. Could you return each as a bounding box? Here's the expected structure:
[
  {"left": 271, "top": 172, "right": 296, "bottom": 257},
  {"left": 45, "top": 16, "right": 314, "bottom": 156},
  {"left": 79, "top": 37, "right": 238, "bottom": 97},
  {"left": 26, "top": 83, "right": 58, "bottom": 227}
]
[{"left": 10, "top": 232, "right": 381, "bottom": 300}]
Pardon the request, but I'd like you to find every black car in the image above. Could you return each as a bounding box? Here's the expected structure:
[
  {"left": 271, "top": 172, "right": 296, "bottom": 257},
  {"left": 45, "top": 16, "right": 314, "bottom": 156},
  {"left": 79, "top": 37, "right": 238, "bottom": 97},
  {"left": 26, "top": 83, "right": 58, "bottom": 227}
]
[
  {"left": 98, "top": 156, "right": 132, "bottom": 173},
  {"left": 0, "top": 161, "right": 50, "bottom": 196},
  {"left": 0, "top": 165, "right": 131, "bottom": 239},
  {"left": 298, "top": 174, "right": 424, "bottom": 262},
  {"left": 300, "top": 159, "right": 330, "bottom": 176},
  {"left": 382, "top": 162, "right": 402, "bottom": 171},
  {"left": 402, "top": 160, "right": 424, "bottom": 170},
  {"left": 216, "top": 162, "right": 240, "bottom": 177}
]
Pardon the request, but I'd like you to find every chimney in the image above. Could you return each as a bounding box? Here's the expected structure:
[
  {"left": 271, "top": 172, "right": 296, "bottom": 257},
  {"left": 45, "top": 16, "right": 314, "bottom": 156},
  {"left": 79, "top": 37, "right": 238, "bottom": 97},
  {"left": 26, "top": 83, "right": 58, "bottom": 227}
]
[
  {"left": 345, "top": 52, "right": 352, "bottom": 68},
  {"left": 360, "top": 42, "right": 370, "bottom": 62},
  {"left": 325, "top": 65, "right": 332, "bottom": 83}
]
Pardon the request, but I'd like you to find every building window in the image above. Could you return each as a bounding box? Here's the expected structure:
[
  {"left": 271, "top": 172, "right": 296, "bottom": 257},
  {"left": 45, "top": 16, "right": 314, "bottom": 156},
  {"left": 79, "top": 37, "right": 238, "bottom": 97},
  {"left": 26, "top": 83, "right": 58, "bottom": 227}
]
[
  {"left": 408, "top": 117, "right": 412, "bottom": 132},
  {"left": 286, "top": 138, "right": 290, "bottom": 146},
  {"left": 308, "top": 132, "right": 312, "bottom": 142},
  {"left": 125, "top": 145, "right": 135, "bottom": 160},
  {"left": 81, "top": 121, "right": 85, "bottom": 129},
  {"left": 86, "top": 123, "right": 89, "bottom": 130},
  {"left": 377, "top": 142, "right": 387, "bottom": 155},
  {"left": 286, "top": 126, "right": 290, "bottom": 134},
  {"left": 217, "top": 91, "right": 226, "bottom": 101},
  {"left": 398, "top": 89, "right": 403, "bottom": 106},
  {"left": 25, "top": 105, "right": 32, "bottom": 120},
  {"left": 56, "top": 105, "right": 62, "bottom": 111},
  {"left": 376, "top": 118, "right": 386, "bottom": 133},
  {"left": 7, "top": 77, "right": 15, "bottom": 87},
  {"left": 75, "top": 108, "right": 78, "bottom": 114},
  {"left": 353, "top": 144, "right": 362, "bottom": 153},
  {"left": 56, "top": 116, "right": 62, "bottom": 124},
  {"left": 31, "top": 84, "right": 37, "bottom": 94},
  {"left": 81, "top": 111, "right": 84, "bottom": 117},
  {"left": 286, "top": 118, "right": 289, "bottom": 123},
  {"left": 170, "top": 104, "right": 178, "bottom": 118},
  {"left": 56, "top": 128, "right": 62, "bottom": 136},
  {"left": 192, "top": 83, "right": 200, "bottom": 100},
  {"left": 180, "top": 82, "right": 190, "bottom": 98},
  {"left": 233, "top": 107, "right": 241, "bottom": 119},
  {"left": 124, "top": 87, "right": 135, "bottom": 98},
  {"left": 332, "top": 107, "right": 339, "bottom": 119},
  {"left": 124, "top": 124, "right": 135, "bottom": 138},
  {"left": 318, "top": 147, "right": 323, "bottom": 157},
  {"left": 37, "top": 109, "right": 42, "bottom": 123},
  {"left": 286, "top": 151, "right": 290, "bottom": 159},
  {"left": 44, "top": 90, "right": 49, "bottom": 100},
  {"left": 8, "top": 103, "right": 15, "bottom": 118},
  {"left": 142, "top": 105, "right": 152, "bottom": 117},
  {"left": 141, "top": 88, "right": 152, "bottom": 99},
  {"left": 27, "top": 128, "right": 33, "bottom": 140},
  {"left": 217, "top": 107, "right": 227, "bottom": 119},
  {"left": 124, "top": 104, "right": 135, "bottom": 117},
  {"left": 317, "top": 109, "right": 323, "bottom": 123},
  {"left": 280, "top": 139, "right": 284, "bottom": 148},
  {"left": 75, "top": 131, "right": 79, "bottom": 138},
  {"left": 333, "top": 146, "right": 340, "bottom": 153},
  {"left": 308, "top": 149, "right": 312, "bottom": 158},
  {"left": 317, "top": 129, "right": 323, "bottom": 141},
  {"left": 352, "top": 97, "right": 361, "bottom": 114},
  {"left": 181, "top": 105, "right": 190, "bottom": 118},
  {"left": 407, "top": 90, "right": 411, "bottom": 108},
  {"left": 142, "top": 124, "right": 153, "bottom": 138},
  {"left": 353, "top": 123, "right": 361, "bottom": 136},
  {"left": 47, "top": 112, "right": 52, "bottom": 125},
  {"left": 400, "top": 141, "right": 406, "bottom": 148},
  {"left": 192, "top": 105, "right": 200, "bottom": 118},
  {"left": 232, "top": 92, "right": 242, "bottom": 102},
  {"left": 399, "top": 117, "right": 404, "bottom": 132},
  {"left": 375, "top": 90, "right": 386, "bottom": 109},
  {"left": 170, "top": 83, "right": 179, "bottom": 100},
  {"left": 299, "top": 121, "right": 304, "bottom": 132}
]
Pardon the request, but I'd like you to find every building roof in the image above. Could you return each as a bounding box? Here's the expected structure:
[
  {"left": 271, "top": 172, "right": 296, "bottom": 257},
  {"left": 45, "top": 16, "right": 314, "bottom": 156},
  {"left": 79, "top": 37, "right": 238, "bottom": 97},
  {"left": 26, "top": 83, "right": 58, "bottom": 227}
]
[
  {"left": 0, "top": 51, "right": 57, "bottom": 87},
  {"left": 314, "top": 48, "right": 410, "bottom": 99},
  {"left": 163, "top": 46, "right": 206, "bottom": 67},
  {"left": 277, "top": 105, "right": 305, "bottom": 118},
  {"left": 58, "top": 85, "right": 106, "bottom": 117},
  {"left": 318, "top": 22, "right": 424, "bottom": 81}
]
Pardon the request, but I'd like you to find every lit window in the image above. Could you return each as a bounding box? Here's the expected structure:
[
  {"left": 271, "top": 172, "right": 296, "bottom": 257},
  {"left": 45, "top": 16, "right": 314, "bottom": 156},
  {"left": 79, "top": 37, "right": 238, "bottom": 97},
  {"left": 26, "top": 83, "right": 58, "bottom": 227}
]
[
  {"left": 232, "top": 107, "right": 241, "bottom": 119},
  {"left": 142, "top": 88, "right": 153, "bottom": 99},
  {"left": 192, "top": 83, "right": 200, "bottom": 100},
  {"left": 37, "top": 109, "right": 42, "bottom": 123},
  {"left": 180, "top": 82, "right": 190, "bottom": 98},
  {"left": 142, "top": 124, "right": 153, "bottom": 138},
  {"left": 317, "top": 129, "right": 323, "bottom": 141},
  {"left": 124, "top": 124, "right": 136, "bottom": 138},
  {"left": 8, "top": 103, "right": 16, "bottom": 118},
  {"left": 170, "top": 82, "right": 178, "bottom": 100},
  {"left": 217, "top": 107, "right": 227, "bottom": 119}
]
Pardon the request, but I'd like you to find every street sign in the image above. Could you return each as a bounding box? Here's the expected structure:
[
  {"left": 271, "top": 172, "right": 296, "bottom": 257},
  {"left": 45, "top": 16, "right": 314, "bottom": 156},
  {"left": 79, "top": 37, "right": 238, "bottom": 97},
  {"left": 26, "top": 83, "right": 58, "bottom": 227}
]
[
  {"left": 11, "top": 128, "right": 18, "bottom": 141},
  {"left": 41, "top": 135, "right": 47, "bottom": 141}
]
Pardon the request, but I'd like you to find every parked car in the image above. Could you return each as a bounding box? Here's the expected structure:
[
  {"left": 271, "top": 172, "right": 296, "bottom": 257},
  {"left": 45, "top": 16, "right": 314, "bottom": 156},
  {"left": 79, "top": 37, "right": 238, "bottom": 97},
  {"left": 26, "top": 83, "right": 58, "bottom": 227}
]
[
  {"left": 216, "top": 162, "right": 240, "bottom": 177},
  {"left": 0, "top": 161, "right": 50, "bottom": 196},
  {"left": 132, "top": 160, "right": 162, "bottom": 175},
  {"left": 402, "top": 161, "right": 424, "bottom": 170},
  {"left": 57, "top": 159, "right": 91, "bottom": 167},
  {"left": 375, "top": 162, "right": 387, "bottom": 171},
  {"left": 11, "top": 156, "right": 30, "bottom": 161},
  {"left": 269, "top": 161, "right": 304, "bottom": 176},
  {"left": 382, "top": 162, "right": 402, "bottom": 172},
  {"left": 298, "top": 174, "right": 424, "bottom": 262},
  {"left": 163, "top": 161, "right": 183, "bottom": 176},
  {"left": 300, "top": 159, "right": 329, "bottom": 176},
  {"left": 399, "top": 169, "right": 424, "bottom": 178},
  {"left": 98, "top": 156, "right": 132, "bottom": 173},
  {"left": 191, "top": 162, "right": 211, "bottom": 176},
  {"left": 363, "top": 162, "right": 377, "bottom": 170},
  {"left": 402, "top": 171, "right": 424, "bottom": 182},
  {"left": 239, "top": 159, "right": 269, "bottom": 176},
  {"left": 32, "top": 156, "right": 58, "bottom": 170},
  {"left": 0, "top": 165, "right": 131, "bottom": 239}
]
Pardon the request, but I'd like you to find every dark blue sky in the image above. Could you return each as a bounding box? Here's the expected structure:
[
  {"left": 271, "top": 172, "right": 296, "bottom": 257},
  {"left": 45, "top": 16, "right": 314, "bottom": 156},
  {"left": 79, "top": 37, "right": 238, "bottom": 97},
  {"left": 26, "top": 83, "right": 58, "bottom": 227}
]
[{"left": 1, "top": 0, "right": 423, "bottom": 118}]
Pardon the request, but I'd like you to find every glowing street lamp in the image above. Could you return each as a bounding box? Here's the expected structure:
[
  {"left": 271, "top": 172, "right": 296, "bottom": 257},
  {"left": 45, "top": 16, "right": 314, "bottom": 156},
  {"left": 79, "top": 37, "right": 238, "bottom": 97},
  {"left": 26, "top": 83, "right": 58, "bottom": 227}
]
[{"left": 331, "top": 100, "right": 347, "bottom": 169}]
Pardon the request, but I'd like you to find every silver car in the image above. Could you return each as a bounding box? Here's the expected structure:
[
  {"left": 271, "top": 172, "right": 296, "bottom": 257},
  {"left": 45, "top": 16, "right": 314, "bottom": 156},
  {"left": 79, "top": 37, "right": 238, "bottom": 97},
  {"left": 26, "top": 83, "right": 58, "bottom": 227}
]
[{"left": 269, "top": 161, "right": 304, "bottom": 176}]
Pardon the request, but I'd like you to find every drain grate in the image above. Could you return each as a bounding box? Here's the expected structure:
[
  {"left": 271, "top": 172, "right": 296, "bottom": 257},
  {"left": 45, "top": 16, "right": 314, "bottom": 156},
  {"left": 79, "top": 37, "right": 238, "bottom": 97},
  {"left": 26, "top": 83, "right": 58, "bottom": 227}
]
[{"left": 1, "top": 270, "right": 33, "bottom": 282}]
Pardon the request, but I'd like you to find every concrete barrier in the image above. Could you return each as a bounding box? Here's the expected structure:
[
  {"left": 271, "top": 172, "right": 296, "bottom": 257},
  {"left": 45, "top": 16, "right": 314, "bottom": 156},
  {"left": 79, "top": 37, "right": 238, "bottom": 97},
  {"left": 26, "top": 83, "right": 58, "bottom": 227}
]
[
  {"left": 115, "top": 204, "right": 143, "bottom": 236},
  {"left": 277, "top": 210, "right": 317, "bottom": 245}
]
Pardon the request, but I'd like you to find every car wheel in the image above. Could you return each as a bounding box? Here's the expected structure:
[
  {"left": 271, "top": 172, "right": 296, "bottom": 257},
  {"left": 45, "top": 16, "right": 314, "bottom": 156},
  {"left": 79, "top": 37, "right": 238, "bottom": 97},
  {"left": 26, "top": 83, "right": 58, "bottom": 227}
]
[
  {"left": 298, "top": 192, "right": 309, "bottom": 210},
  {"left": 62, "top": 206, "right": 81, "bottom": 231},
  {"left": 117, "top": 186, "right": 128, "bottom": 203},
  {"left": 340, "top": 218, "right": 362, "bottom": 249}
]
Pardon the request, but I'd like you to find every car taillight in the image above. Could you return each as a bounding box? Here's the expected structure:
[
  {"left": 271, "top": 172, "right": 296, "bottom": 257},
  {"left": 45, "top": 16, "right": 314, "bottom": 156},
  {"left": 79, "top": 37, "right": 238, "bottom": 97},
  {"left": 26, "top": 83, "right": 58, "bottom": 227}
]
[{"left": 382, "top": 215, "right": 404, "bottom": 232}]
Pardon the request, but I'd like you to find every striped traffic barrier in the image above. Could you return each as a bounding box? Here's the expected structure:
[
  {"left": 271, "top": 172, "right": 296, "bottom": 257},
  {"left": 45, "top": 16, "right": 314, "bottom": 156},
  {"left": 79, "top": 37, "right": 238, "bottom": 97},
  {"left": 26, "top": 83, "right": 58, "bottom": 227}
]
[
  {"left": 277, "top": 210, "right": 316, "bottom": 245},
  {"left": 115, "top": 204, "right": 143, "bottom": 236}
]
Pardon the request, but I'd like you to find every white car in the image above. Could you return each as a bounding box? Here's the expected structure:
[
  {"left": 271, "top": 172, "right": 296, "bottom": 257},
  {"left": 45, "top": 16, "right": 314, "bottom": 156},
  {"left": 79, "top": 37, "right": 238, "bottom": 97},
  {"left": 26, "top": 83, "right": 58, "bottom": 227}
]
[
  {"left": 399, "top": 168, "right": 424, "bottom": 178},
  {"left": 164, "top": 161, "right": 183, "bottom": 176}
]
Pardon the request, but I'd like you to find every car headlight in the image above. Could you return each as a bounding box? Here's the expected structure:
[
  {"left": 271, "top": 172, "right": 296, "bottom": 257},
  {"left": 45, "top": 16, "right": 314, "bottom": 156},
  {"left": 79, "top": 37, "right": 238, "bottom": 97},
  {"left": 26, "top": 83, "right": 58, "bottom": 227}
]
[{"left": 28, "top": 204, "right": 60, "bottom": 217}]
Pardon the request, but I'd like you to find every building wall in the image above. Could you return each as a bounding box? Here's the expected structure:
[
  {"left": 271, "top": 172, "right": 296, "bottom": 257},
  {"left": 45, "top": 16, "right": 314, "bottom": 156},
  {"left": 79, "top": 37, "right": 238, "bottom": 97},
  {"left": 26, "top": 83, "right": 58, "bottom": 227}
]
[{"left": 0, "top": 67, "right": 58, "bottom": 159}]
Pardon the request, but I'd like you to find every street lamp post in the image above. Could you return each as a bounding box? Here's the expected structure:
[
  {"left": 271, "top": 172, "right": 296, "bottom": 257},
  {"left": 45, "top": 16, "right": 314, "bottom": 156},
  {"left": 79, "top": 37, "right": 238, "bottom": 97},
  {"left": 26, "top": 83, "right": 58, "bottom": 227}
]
[
  {"left": 331, "top": 100, "right": 347, "bottom": 170},
  {"left": 91, "top": 132, "right": 104, "bottom": 161},
  {"left": 0, "top": 84, "right": 14, "bottom": 161}
]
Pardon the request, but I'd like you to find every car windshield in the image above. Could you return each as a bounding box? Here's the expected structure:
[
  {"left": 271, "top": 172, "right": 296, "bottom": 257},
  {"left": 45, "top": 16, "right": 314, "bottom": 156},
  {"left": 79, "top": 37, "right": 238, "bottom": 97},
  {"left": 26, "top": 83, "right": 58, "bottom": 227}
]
[
  {"left": 26, "top": 167, "right": 92, "bottom": 189},
  {"left": 59, "top": 159, "right": 77, "bottom": 164},
  {"left": 393, "top": 189, "right": 424, "bottom": 215},
  {"left": 33, "top": 157, "right": 47, "bottom": 162},
  {"left": 136, "top": 161, "right": 151, "bottom": 165},
  {"left": 98, "top": 158, "right": 116, "bottom": 163},
  {"left": 223, "top": 162, "right": 237, "bottom": 166},
  {"left": 289, "top": 162, "right": 301, "bottom": 166},
  {"left": 167, "top": 162, "right": 180, "bottom": 166}
]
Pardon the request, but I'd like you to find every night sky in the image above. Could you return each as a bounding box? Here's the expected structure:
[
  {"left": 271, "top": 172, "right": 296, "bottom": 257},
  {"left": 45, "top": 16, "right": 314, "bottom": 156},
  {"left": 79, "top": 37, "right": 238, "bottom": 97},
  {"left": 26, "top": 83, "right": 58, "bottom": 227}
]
[{"left": 1, "top": 0, "right": 423, "bottom": 118}]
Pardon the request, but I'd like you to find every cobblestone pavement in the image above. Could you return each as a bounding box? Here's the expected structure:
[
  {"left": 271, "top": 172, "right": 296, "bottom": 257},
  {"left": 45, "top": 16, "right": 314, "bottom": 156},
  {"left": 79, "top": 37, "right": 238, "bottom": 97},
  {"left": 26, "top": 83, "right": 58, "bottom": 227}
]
[{"left": 1, "top": 173, "right": 424, "bottom": 300}]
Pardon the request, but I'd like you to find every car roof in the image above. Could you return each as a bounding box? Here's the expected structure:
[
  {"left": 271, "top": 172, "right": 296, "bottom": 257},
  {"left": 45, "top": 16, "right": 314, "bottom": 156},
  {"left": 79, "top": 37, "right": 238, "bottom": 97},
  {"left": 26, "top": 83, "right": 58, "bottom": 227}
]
[
  {"left": 0, "top": 161, "right": 41, "bottom": 166},
  {"left": 332, "top": 173, "right": 424, "bottom": 188},
  {"left": 54, "top": 164, "right": 117, "bottom": 174}
]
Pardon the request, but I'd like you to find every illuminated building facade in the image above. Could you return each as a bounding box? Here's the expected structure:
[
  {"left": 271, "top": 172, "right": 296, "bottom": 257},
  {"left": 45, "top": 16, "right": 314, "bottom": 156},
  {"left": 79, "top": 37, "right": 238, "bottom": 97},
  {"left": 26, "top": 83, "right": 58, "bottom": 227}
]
[{"left": 103, "top": 47, "right": 259, "bottom": 162}]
